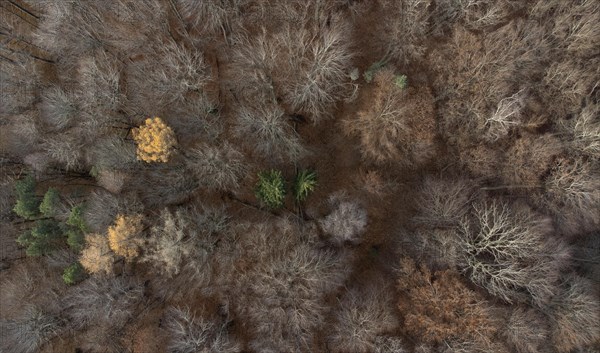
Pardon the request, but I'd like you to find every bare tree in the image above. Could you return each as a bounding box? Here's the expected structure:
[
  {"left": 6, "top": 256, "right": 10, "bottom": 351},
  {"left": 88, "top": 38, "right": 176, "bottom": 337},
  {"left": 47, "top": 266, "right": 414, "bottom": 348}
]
[
  {"left": 186, "top": 142, "right": 247, "bottom": 192},
  {"left": 327, "top": 280, "right": 399, "bottom": 353},
  {"left": 549, "top": 275, "right": 600, "bottom": 352},
  {"left": 484, "top": 89, "right": 527, "bottom": 142},
  {"left": 541, "top": 158, "right": 600, "bottom": 236},
  {"left": 40, "top": 87, "right": 79, "bottom": 131},
  {"left": 501, "top": 134, "right": 563, "bottom": 187},
  {"left": 127, "top": 38, "right": 211, "bottom": 113},
  {"left": 165, "top": 307, "right": 240, "bottom": 353},
  {"left": 565, "top": 102, "right": 600, "bottom": 158},
  {"left": 459, "top": 200, "right": 571, "bottom": 306},
  {"left": 320, "top": 192, "right": 368, "bottom": 246},
  {"left": 142, "top": 208, "right": 196, "bottom": 277},
  {"left": 234, "top": 218, "right": 352, "bottom": 353},
  {"left": 0, "top": 306, "right": 62, "bottom": 353},
  {"left": 503, "top": 307, "right": 549, "bottom": 353},
  {"left": 413, "top": 176, "right": 476, "bottom": 228},
  {"left": 235, "top": 103, "right": 306, "bottom": 162},
  {"left": 0, "top": 54, "right": 40, "bottom": 118},
  {"left": 64, "top": 276, "right": 143, "bottom": 330}
]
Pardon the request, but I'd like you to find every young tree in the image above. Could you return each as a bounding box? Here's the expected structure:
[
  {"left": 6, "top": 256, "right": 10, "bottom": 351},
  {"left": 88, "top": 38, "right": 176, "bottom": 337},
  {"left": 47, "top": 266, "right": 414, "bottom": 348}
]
[
  {"left": 459, "top": 201, "right": 570, "bottom": 306},
  {"left": 255, "top": 170, "right": 286, "bottom": 209},
  {"left": 293, "top": 169, "right": 317, "bottom": 203},
  {"left": 131, "top": 117, "right": 177, "bottom": 163},
  {"left": 62, "top": 262, "right": 86, "bottom": 285},
  {"left": 107, "top": 214, "right": 144, "bottom": 260},
  {"left": 39, "top": 188, "right": 60, "bottom": 218}
]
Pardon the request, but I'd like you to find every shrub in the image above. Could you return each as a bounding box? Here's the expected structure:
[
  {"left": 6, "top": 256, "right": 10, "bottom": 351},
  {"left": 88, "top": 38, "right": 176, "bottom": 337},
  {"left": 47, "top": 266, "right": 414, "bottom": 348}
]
[
  {"left": 293, "top": 169, "right": 317, "bottom": 202},
  {"left": 107, "top": 214, "right": 144, "bottom": 260},
  {"left": 62, "top": 262, "right": 86, "bottom": 285},
  {"left": 460, "top": 201, "right": 570, "bottom": 306},
  {"left": 132, "top": 117, "right": 177, "bottom": 163},
  {"left": 13, "top": 175, "right": 40, "bottom": 220},
  {"left": 320, "top": 192, "right": 368, "bottom": 245},
  {"left": 255, "top": 170, "right": 286, "bottom": 209}
]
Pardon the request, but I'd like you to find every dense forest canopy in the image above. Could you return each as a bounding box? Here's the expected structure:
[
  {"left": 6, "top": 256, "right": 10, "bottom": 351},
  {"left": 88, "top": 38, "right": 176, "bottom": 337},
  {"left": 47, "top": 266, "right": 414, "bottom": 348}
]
[{"left": 0, "top": 0, "right": 599, "bottom": 352}]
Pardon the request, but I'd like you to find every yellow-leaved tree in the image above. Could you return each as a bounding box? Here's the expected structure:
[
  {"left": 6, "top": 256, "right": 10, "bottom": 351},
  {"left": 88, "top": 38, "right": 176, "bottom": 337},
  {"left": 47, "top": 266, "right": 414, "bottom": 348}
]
[
  {"left": 131, "top": 117, "right": 177, "bottom": 163},
  {"left": 80, "top": 233, "right": 115, "bottom": 275},
  {"left": 108, "top": 214, "right": 144, "bottom": 260}
]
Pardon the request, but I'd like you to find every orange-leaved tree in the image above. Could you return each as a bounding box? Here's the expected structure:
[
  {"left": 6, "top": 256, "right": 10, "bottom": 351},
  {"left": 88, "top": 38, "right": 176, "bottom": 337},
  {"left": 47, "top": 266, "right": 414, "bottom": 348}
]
[
  {"left": 80, "top": 233, "right": 115, "bottom": 275},
  {"left": 107, "top": 214, "right": 144, "bottom": 260},
  {"left": 131, "top": 117, "right": 177, "bottom": 163}
]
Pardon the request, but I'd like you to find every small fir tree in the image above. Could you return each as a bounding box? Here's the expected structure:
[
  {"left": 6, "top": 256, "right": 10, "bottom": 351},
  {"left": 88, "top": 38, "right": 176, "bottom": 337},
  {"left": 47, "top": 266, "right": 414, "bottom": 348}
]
[{"left": 13, "top": 175, "right": 40, "bottom": 220}]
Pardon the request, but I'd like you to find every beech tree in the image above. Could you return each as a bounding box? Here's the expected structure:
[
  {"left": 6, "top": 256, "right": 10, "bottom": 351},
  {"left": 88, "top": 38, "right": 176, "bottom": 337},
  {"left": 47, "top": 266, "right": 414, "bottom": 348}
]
[
  {"left": 343, "top": 68, "right": 436, "bottom": 166},
  {"left": 397, "top": 258, "right": 497, "bottom": 346}
]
